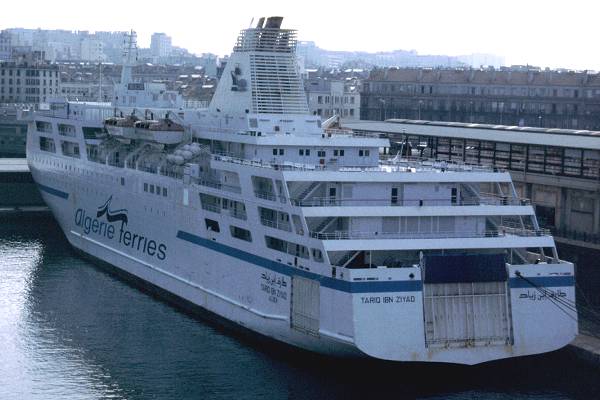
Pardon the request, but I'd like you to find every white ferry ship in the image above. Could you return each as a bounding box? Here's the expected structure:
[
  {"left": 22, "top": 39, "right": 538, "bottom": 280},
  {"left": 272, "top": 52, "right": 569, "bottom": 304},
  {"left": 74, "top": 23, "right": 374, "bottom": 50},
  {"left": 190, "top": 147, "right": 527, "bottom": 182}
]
[{"left": 26, "top": 17, "right": 578, "bottom": 365}]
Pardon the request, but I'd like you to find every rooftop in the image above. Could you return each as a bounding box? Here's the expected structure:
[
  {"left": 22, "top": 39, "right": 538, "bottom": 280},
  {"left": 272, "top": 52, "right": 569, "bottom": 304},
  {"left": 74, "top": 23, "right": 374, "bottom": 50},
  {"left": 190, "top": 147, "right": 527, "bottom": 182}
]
[
  {"left": 342, "top": 119, "right": 600, "bottom": 150},
  {"left": 367, "top": 67, "right": 600, "bottom": 86}
]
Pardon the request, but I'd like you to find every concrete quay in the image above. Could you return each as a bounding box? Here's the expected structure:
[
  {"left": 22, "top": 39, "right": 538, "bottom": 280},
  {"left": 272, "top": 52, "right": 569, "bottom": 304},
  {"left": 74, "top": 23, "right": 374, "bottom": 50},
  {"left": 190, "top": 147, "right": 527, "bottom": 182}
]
[{"left": 568, "top": 334, "right": 600, "bottom": 367}]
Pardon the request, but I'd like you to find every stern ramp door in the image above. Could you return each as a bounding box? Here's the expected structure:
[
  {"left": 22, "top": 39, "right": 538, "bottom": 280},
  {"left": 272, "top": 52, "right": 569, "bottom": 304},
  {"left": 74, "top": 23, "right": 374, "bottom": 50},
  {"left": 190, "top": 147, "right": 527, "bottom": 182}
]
[{"left": 423, "top": 254, "right": 513, "bottom": 348}]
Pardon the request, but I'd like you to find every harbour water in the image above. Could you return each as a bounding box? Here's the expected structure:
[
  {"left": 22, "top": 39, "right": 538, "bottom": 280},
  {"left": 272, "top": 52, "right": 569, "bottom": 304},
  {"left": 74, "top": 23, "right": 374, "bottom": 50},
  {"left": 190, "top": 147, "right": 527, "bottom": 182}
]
[{"left": 1, "top": 215, "right": 599, "bottom": 400}]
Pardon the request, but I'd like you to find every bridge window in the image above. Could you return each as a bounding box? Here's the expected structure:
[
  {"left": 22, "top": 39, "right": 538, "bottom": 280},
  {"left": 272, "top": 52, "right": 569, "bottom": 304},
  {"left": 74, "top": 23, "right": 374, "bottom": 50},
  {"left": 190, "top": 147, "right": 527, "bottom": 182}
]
[{"left": 39, "top": 136, "right": 55, "bottom": 153}]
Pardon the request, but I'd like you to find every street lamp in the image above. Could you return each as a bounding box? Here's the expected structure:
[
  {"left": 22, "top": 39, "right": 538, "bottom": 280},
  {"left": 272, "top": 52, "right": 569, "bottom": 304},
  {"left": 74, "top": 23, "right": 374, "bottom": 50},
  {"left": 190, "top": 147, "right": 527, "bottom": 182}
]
[
  {"left": 418, "top": 100, "right": 423, "bottom": 120},
  {"left": 538, "top": 115, "right": 543, "bottom": 127}
]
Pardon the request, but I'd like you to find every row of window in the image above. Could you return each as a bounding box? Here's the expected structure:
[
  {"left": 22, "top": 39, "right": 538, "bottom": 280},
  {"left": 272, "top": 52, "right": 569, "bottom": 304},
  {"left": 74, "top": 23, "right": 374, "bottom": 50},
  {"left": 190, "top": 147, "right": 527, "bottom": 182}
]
[
  {"left": 0, "top": 78, "right": 55, "bottom": 85},
  {"left": 204, "top": 217, "right": 323, "bottom": 262},
  {"left": 365, "top": 83, "right": 595, "bottom": 99},
  {"left": 273, "top": 148, "right": 365, "bottom": 158},
  {"left": 0, "top": 68, "right": 58, "bottom": 77},
  {"left": 143, "top": 182, "right": 168, "bottom": 197},
  {"left": 315, "top": 108, "right": 356, "bottom": 117},
  {"left": 200, "top": 193, "right": 247, "bottom": 219},
  {"left": 316, "top": 95, "right": 356, "bottom": 105}
]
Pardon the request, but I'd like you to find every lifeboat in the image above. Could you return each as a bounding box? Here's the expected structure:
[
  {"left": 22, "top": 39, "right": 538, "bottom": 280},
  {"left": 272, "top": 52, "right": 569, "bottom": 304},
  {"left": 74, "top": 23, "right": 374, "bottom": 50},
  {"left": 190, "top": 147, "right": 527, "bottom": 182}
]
[
  {"left": 134, "top": 117, "right": 185, "bottom": 145},
  {"left": 104, "top": 115, "right": 140, "bottom": 139}
]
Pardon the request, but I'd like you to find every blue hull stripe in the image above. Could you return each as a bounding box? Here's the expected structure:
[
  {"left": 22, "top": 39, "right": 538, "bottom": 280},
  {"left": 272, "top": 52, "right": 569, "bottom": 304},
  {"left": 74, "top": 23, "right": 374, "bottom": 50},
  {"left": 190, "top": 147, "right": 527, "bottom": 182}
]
[
  {"left": 37, "top": 183, "right": 69, "bottom": 199},
  {"left": 176, "top": 230, "right": 422, "bottom": 293},
  {"left": 509, "top": 276, "right": 574, "bottom": 288}
]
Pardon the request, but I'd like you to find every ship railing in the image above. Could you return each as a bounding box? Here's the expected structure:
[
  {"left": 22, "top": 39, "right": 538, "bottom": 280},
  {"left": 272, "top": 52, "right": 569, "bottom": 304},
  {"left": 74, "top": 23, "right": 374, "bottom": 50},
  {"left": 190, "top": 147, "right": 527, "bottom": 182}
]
[
  {"left": 292, "top": 194, "right": 530, "bottom": 207},
  {"left": 201, "top": 203, "right": 221, "bottom": 214},
  {"left": 201, "top": 203, "right": 247, "bottom": 220},
  {"left": 254, "top": 190, "right": 286, "bottom": 202},
  {"left": 138, "top": 165, "right": 158, "bottom": 174},
  {"left": 212, "top": 153, "right": 326, "bottom": 172},
  {"left": 194, "top": 178, "right": 242, "bottom": 194},
  {"left": 107, "top": 159, "right": 125, "bottom": 168},
  {"left": 323, "top": 128, "right": 384, "bottom": 139},
  {"left": 229, "top": 208, "right": 248, "bottom": 220},
  {"left": 260, "top": 218, "right": 292, "bottom": 232},
  {"left": 212, "top": 152, "right": 501, "bottom": 174},
  {"left": 159, "top": 168, "right": 183, "bottom": 180},
  {"left": 379, "top": 156, "right": 500, "bottom": 173},
  {"left": 197, "top": 126, "right": 240, "bottom": 134},
  {"left": 310, "top": 226, "right": 551, "bottom": 240}
]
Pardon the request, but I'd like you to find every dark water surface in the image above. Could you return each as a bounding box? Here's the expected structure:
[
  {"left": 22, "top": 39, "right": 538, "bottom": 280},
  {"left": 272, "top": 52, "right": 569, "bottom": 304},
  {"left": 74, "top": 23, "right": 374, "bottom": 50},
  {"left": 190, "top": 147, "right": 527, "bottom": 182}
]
[{"left": 1, "top": 216, "right": 599, "bottom": 400}]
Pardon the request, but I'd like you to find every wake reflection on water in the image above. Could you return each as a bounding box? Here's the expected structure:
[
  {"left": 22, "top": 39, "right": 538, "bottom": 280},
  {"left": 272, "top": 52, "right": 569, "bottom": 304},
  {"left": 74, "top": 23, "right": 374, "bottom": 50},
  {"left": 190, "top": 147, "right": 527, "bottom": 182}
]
[{"left": 0, "top": 215, "right": 598, "bottom": 400}]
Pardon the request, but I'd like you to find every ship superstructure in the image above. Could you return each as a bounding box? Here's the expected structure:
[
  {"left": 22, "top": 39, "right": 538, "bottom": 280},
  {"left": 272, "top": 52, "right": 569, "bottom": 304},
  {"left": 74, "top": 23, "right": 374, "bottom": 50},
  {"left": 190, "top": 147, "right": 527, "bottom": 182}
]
[{"left": 26, "top": 17, "right": 577, "bottom": 365}]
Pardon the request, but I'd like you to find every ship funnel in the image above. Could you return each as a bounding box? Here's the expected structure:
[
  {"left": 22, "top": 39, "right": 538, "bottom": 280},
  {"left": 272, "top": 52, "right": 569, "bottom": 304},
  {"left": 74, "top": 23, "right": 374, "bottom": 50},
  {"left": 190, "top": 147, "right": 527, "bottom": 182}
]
[
  {"left": 256, "top": 17, "right": 265, "bottom": 28},
  {"left": 264, "top": 16, "right": 283, "bottom": 29}
]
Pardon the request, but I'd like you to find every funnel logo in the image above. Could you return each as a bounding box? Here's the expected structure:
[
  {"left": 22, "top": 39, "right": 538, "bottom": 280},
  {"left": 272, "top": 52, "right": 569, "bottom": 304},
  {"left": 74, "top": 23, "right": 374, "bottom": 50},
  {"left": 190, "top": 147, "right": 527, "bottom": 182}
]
[
  {"left": 96, "top": 196, "right": 128, "bottom": 228},
  {"left": 75, "top": 196, "right": 167, "bottom": 260}
]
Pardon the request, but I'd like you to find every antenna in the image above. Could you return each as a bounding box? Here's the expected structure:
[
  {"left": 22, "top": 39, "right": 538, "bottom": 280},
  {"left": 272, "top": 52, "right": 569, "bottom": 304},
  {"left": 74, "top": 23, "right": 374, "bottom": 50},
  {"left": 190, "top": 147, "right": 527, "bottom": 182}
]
[{"left": 249, "top": 17, "right": 254, "bottom": 28}]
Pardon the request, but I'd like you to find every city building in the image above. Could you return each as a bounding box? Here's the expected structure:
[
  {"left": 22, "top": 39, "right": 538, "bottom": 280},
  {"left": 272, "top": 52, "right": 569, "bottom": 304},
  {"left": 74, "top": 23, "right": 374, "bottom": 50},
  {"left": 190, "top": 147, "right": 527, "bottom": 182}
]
[
  {"left": 80, "top": 38, "right": 106, "bottom": 62},
  {"left": 296, "top": 41, "right": 497, "bottom": 69},
  {"left": 360, "top": 66, "right": 600, "bottom": 130},
  {"left": 304, "top": 77, "right": 360, "bottom": 120},
  {"left": 197, "top": 53, "right": 219, "bottom": 77},
  {"left": 0, "top": 30, "right": 12, "bottom": 61},
  {"left": 150, "top": 33, "right": 172, "bottom": 60},
  {"left": 0, "top": 54, "right": 60, "bottom": 103}
]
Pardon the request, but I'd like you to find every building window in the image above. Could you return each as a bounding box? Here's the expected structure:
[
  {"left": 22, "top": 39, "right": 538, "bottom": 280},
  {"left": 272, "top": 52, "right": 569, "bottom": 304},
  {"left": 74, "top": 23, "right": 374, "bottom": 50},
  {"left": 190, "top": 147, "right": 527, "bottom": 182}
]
[
  {"left": 273, "top": 148, "right": 277, "bottom": 156},
  {"left": 279, "top": 148, "right": 284, "bottom": 156},
  {"left": 299, "top": 149, "right": 304, "bottom": 156},
  {"left": 317, "top": 150, "right": 326, "bottom": 157},
  {"left": 162, "top": 187, "right": 167, "bottom": 197}
]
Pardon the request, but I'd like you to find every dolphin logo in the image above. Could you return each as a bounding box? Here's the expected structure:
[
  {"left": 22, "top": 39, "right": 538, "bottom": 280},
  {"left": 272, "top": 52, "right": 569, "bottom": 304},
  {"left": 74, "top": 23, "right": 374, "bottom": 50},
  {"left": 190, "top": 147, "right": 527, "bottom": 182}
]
[{"left": 97, "top": 196, "right": 128, "bottom": 227}]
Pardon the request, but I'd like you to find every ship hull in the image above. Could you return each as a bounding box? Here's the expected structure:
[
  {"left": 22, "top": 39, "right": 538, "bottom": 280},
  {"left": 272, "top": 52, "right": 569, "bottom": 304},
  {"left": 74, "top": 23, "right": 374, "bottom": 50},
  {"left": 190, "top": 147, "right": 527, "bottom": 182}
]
[{"left": 27, "top": 146, "right": 577, "bottom": 365}]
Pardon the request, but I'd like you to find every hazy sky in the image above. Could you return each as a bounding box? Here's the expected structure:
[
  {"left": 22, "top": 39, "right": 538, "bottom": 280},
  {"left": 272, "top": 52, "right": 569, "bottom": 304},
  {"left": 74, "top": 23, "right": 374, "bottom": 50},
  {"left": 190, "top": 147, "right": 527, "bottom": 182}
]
[{"left": 1, "top": 0, "right": 597, "bottom": 70}]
